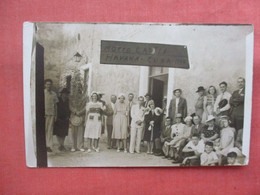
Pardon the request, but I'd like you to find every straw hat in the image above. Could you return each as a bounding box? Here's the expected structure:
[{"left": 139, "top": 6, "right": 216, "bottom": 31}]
[
  {"left": 155, "top": 107, "right": 163, "bottom": 116},
  {"left": 184, "top": 116, "right": 193, "bottom": 122}
]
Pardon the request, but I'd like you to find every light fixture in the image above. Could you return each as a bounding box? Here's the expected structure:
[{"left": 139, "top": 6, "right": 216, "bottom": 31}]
[{"left": 74, "top": 52, "right": 82, "bottom": 62}]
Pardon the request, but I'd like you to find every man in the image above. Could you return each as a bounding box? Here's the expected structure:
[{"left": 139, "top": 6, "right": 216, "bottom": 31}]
[
  {"left": 105, "top": 95, "right": 117, "bottom": 149},
  {"left": 191, "top": 115, "right": 205, "bottom": 137},
  {"left": 129, "top": 96, "right": 145, "bottom": 154},
  {"left": 154, "top": 117, "right": 172, "bottom": 156},
  {"left": 181, "top": 134, "right": 205, "bottom": 166},
  {"left": 162, "top": 113, "right": 186, "bottom": 160},
  {"left": 230, "top": 77, "right": 245, "bottom": 130},
  {"left": 168, "top": 89, "right": 187, "bottom": 124},
  {"left": 144, "top": 93, "right": 152, "bottom": 108},
  {"left": 128, "top": 93, "right": 135, "bottom": 131},
  {"left": 214, "top": 81, "right": 232, "bottom": 117},
  {"left": 44, "top": 79, "right": 58, "bottom": 152}
]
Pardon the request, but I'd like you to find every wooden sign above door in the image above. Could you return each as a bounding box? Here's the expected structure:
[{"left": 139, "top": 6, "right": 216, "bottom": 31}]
[{"left": 100, "top": 40, "right": 190, "bottom": 69}]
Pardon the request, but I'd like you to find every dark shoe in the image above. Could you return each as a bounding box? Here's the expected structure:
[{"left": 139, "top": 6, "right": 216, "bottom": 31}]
[
  {"left": 155, "top": 152, "right": 164, "bottom": 156},
  {"left": 162, "top": 156, "right": 168, "bottom": 159},
  {"left": 47, "top": 147, "right": 52, "bottom": 152},
  {"left": 172, "top": 159, "right": 182, "bottom": 163}
]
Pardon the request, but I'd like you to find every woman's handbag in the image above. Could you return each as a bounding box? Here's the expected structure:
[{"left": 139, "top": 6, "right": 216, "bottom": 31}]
[{"left": 70, "top": 114, "right": 83, "bottom": 126}]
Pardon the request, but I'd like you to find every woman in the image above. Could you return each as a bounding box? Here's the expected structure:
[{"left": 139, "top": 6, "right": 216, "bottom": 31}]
[
  {"left": 201, "top": 115, "right": 219, "bottom": 143},
  {"left": 143, "top": 100, "right": 162, "bottom": 154},
  {"left": 183, "top": 116, "right": 194, "bottom": 140},
  {"left": 195, "top": 86, "right": 207, "bottom": 124},
  {"left": 204, "top": 86, "right": 217, "bottom": 121},
  {"left": 53, "top": 88, "right": 70, "bottom": 151},
  {"left": 112, "top": 93, "right": 129, "bottom": 153},
  {"left": 84, "top": 91, "right": 105, "bottom": 152},
  {"left": 69, "top": 83, "right": 87, "bottom": 152}
]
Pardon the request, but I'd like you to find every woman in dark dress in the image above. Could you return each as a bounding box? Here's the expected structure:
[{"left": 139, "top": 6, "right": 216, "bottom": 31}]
[
  {"left": 53, "top": 88, "right": 70, "bottom": 151},
  {"left": 144, "top": 100, "right": 162, "bottom": 154}
]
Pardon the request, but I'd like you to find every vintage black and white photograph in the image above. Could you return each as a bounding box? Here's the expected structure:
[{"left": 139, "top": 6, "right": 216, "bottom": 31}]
[{"left": 23, "top": 22, "right": 253, "bottom": 167}]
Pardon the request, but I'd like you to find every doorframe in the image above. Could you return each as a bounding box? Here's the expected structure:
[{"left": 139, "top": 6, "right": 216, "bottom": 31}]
[{"left": 138, "top": 66, "right": 175, "bottom": 115}]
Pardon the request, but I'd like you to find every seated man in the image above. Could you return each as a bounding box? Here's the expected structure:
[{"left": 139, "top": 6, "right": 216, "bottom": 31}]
[
  {"left": 200, "top": 141, "right": 219, "bottom": 166},
  {"left": 163, "top": 114, "right": 190, "bottom": 162},
  {"left": 191, "top": 115, "right": 205, "bottom": 138},
  {"left": 155, "top": 117, "right": 172, "bottom": 156},
  {"left": 181, "top": 134, "right": 205, "bottom": 166},
  {"left": 162, "top": 113, "right": 185, "bottom": 158}
]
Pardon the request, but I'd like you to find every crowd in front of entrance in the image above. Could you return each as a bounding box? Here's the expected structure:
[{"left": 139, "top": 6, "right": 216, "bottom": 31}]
[{"left": 44, "top": 77, "right": 245, "bottom": 166}]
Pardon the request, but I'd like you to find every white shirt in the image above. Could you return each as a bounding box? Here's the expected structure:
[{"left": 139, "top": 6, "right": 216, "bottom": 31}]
[
  {"left": 175, "top": 98, "right": 180, "bottom": 114},
  {"left": 214, "top": 91, "right": 232, "bottom": 112},
  {"left": 111, "top": 102, "right": 115, "bottom": 111},
  {"left": 131, "top": 104, "right": 145, "bottom": 127},
  {"left": 200, "top": 151, "right": 218, "bottom": 166},
  {"left": 184, "top": 140, "right": 205, "bottom": 154}
]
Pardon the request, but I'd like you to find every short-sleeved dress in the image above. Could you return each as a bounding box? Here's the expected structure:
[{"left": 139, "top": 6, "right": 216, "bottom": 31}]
[
  {"left": 112, "top": 102, "right": 129, "bottom": 139},
  {"left": 84, "top": 101, "right": 103, "bottom": 139}
]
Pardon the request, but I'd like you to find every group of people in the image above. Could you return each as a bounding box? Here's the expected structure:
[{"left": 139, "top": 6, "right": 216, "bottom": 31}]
[{"left": 44, "top": 76, "right": 245, "bottom": 166}]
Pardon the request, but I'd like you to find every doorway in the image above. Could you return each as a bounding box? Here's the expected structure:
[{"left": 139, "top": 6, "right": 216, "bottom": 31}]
[{"left": 149, "top": 74, "right": 168, "bottom": 108}]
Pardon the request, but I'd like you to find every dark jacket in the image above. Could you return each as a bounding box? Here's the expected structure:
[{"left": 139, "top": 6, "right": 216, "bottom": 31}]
[{"left": 168, "top": 97, "right": 187, "bottom": 122}]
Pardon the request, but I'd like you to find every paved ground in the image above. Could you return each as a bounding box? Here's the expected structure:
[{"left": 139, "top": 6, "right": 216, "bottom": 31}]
[{"left": 47, "top": 135, "right": 180, "bottom": 167}]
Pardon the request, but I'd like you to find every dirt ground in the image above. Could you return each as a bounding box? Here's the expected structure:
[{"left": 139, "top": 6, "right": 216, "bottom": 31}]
[{"left": 47, "top": 135, "right": 180, "bottom": 167}]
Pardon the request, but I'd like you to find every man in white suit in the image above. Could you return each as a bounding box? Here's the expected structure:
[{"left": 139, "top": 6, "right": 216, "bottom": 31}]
[{"left": 129, "top": 96, "right": 145, "bottom": 154}]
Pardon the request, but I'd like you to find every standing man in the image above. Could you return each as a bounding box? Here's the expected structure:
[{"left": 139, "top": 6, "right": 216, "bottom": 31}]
[
  {"left": 144, "top": 93, "right": 152, "bottom": 108},
  {"left": 128, "top": 93, "right": 135, "bottom": 126},
  {"left": 105, "top": 95, "right": 117, "bottom": 149},
  {"left": 214, "top": 81, "right": 232, "bottom": 117},
  {"left": 129, "top": 96, "right": 145, "bottom": 154},
  {"left": 168, "top": 89, "right": 187, "bottom": 124},
  {"left": 230, "top": 77, "right": 245, "bottom": 130},
  {"left": 44, "top": 79, "right": 58, "bottom": 152}
]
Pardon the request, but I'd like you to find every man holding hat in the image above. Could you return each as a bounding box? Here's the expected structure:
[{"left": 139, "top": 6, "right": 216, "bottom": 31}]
[
  {"left": 168, "top": 89, "right": 187, "bottom": 124},
  {"left": 214, "top": 81, "right": 232, "bottom": 117}
]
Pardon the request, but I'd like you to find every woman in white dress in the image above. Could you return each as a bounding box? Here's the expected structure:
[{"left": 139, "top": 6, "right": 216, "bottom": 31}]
[{"left": 84, "top": 91, "right": 105, "bottom": 152}]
